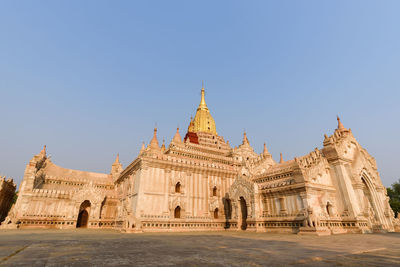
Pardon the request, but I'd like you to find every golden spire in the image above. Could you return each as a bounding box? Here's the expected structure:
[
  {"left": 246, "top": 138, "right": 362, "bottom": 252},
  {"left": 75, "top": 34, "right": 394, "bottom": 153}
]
[
  {"left": 191, "top": 83, "right": 217, "bottom": 134},
  {"left": 188, "top": 116, "right": 195, "bottom": 132},
  {"left": 198, "top": 82, "right": 208, "bottom": 111}
]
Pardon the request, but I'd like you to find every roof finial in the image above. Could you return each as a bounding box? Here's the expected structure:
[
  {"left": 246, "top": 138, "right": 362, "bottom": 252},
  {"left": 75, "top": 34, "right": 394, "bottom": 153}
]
[
  {"left": 263, "top": 143, "right": 270, "bottom": 156},
  {"left": 140, "top": 142, "right": 145, "bottom": 154},
  {"left": 149, "top": 127, "right": 160, "bottom": 150},
  {"left": 280, "top": 152, "right": 284, "bottom": 164},
  {"left": 114, "top": 153, "right": 120, "bottom": 163},
  {"left": 198, "top": 82, "right": 208, "bottom": 111},
  {"left": 40, "top": 145, "right": 47, "bottom": 156},
  {"left": 161, "top": 138, "right": 166, "bottom": 152},
  {"left": 243, "top": 130, "right": 249, "bottom": 145},
  {"left": 172, "top": 127, "right": 183, "bottom": 144},
  {"left": 337, "top": 115, "right": 345, "bottom": 130}
]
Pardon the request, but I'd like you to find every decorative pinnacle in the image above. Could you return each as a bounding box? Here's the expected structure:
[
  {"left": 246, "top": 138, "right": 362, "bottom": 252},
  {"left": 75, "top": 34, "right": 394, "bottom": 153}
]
[
  {"left": 243, "top": 131, "right": 249, "bottom": 145},
  {"left": 337, "top": 115, "right": 345, "bottom": 130},
  {"left": 280, "top": 153, "right": 284, "bottom": 164},
  {"left": 263, "top": 143, "right": 269, "bottom": 155},
  {"left": 140, "top": 142, "right": 145, "bottom": 153},
  {"left": 161, "top": 139, "right": 166, "bottom": 151},
  {"left": 149, "top": 127, "right": 160, "bottom": 149},
  {"left": 198, "top": 82, "right": 208, "bottom": 111},
  {"left": 173, "top": 127, "right": 183, "bottom": 144},
  {"left": 40, "top": 145, "right": 47, "bottom": 156}
]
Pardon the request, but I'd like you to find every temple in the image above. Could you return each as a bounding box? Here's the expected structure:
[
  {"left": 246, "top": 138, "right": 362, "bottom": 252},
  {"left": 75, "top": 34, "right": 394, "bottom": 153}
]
[{"left": 1, "top": 85, "right": 399, "bottom": 235}]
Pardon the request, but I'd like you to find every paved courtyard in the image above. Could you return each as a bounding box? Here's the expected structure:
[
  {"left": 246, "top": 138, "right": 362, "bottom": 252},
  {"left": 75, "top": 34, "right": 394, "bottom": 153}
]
[{"left": 0, "top": 230, "right": 399, "bottom": 266}]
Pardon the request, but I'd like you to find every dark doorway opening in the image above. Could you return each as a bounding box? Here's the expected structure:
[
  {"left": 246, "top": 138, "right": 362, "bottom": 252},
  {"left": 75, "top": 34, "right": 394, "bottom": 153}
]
[
  {"left": 240, "top": 197, "right": 247, "bottom": 230},
  {"left": 214, "top": 208, "right": 219, "bottom": 219},
  {"left": 76, "top": 200, "right": 91, "bottom": 228},
  {"left": 77, "top": 210, "right": 89, "bottom": 228},
  {"left": 174, "top": 206, "right": 181, "bottom": 218}
]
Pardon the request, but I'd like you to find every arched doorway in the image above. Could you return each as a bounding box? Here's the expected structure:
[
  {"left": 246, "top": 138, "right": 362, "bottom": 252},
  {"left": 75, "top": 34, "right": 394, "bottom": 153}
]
[
  {"left": 174, "top": 206, "right": 181, "bottom": 218},
  {"left": 76, "top": 200, "right": 91, "bottom": 228},
  {"left": 214, "top": 208, "right": 219, "bottom": 219},
  {"left": 239, "top": 197, "right": 247, "bottom": 230},
  {"left": 361, "top": 177, "right": 379, "bottom": 225}
]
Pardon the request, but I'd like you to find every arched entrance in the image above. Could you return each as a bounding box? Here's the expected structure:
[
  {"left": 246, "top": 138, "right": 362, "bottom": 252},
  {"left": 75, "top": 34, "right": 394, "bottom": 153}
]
[
  {"left": 76, "top": 200, "right": 91, "bottom": 228},
  {"left": 361, "top": 177, "right": 380, "bottom": 225},
  {"left": 239, "top": 197, "right": 248, "bottom": 230},
  {"left": 214, "top": 208, "right": 219, "bottom": 219},
  {"left": 174, "top": 206, "right": 181, "bottom": 218}
]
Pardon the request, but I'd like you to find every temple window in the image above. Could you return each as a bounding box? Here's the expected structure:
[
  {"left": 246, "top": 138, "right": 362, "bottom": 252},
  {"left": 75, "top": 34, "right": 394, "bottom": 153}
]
[
  {"left": 175, "top": 182, "right": 181, "bottom": 193},
  {"left": 212, "top": 186, "right": 217, "bottom": 197}
]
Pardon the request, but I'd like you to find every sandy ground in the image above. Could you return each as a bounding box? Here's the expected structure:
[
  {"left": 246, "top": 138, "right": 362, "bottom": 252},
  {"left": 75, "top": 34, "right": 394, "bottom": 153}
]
[{"left": 0, "top": 229, "right": 399, "bottom": 266}]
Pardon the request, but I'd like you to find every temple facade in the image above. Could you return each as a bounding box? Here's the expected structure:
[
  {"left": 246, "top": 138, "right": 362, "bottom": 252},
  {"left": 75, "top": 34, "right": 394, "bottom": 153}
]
[{"left": 1, "top": 86, "right": 398, "bottom": 235}]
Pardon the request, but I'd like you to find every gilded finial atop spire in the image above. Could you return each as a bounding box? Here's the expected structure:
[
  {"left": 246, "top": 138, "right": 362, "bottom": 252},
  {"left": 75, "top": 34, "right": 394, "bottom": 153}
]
[
  {"left": 337, "top": 115, "right": 345, "bottom": 130},
  {"left": 198, "top": 82, "right": 208, "bottom": 111},
  {"left": 190, "top": 83, "right": 217, "bottom": 134}
]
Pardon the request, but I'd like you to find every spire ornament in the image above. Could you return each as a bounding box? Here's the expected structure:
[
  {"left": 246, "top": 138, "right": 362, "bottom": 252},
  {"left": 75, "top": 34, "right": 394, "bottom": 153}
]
[
  {"left": 198, "top": 84, "right": 208, "bottom": 111},
  {"left": 263, "top": 143, "right": 270, "bottom": 156},
  {"left": 242, "top": 131, "right": 249, "bottom": 145},
  {"left": 172, "top": 127, "right": 183, "bottom": 144},
  {"left": 114, "top": 153, "right": 120, "bottom": 164},
  {"left": 161, "top": 139, "right": 166, "bottom": 152},
  {"left": 140, "top": 142, "right": 146, "bottom": 154},
  {"left": 280, "top": 153, "right": 284, "bottom": 164},
  {"left": 40, "top": 145, "right": 47, "bottom": 156},
  {"left": 149, "top": 128, "right": 160, "bottom": 150},
  {"left": 190, "top": 84, "right": 217, "bottom": 134},
  {"left": 337, "top": 116, "right": 345, "bottom": 130}
]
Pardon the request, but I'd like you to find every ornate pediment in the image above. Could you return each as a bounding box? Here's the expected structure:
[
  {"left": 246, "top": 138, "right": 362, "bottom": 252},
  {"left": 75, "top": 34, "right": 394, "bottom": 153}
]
[{"left": 73, "top": 182, "right": 105, "bottom": 204}]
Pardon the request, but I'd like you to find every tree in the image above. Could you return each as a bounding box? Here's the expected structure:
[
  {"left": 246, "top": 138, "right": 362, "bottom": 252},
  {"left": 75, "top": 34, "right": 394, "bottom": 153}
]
[{"left": 387, "top": 179, "right": 400, "bottom": 218}]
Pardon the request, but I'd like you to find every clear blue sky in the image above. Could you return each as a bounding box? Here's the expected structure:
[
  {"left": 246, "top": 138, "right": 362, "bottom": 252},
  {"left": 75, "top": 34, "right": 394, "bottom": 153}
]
[{"left": 1, "top": 1, "right": 399, "bottom": 187}]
